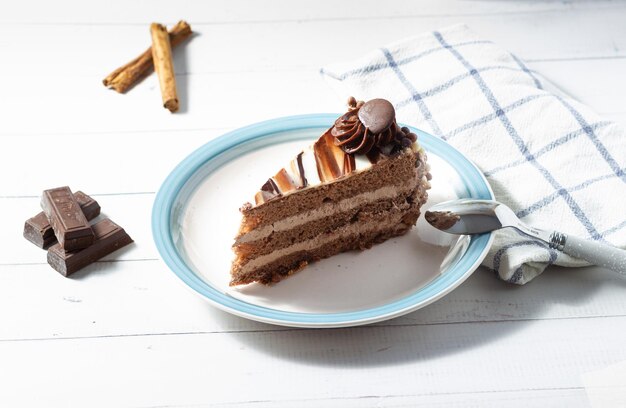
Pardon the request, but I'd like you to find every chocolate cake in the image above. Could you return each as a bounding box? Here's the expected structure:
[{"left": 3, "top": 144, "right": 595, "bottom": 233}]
[{"left": 230, "top": 97, "right": 431, "bottom": 286}]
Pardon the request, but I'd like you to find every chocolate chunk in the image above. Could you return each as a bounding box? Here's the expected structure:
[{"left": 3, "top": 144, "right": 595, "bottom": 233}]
[
  {"left": 41, "top": 187, "right": 95, "bottom": 251},
  {"left": 47, "top": 219, "right": 133, "bottom": 277},
  {"left": 358, "top": 99, "right": 395, "bottom": 134},
  {"left": 24, "top": 192, "right": 100, "bottom": 249}
]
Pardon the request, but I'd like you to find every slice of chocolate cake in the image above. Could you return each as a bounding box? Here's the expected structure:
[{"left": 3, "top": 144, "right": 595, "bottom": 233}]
[{"left": 230, "top": 97, "right": 431, "bottom": 286}]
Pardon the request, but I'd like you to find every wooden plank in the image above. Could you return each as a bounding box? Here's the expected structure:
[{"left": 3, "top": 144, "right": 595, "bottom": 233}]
[
  {"left": 0, "top": 316, "right": 622, "bottom": 406},
  {"left": 1, "top": 245, "right": 625, "bottom": 340},
  {"left": 1, "top": 71, "right": 338, "bottom": 136},
  {"left": 208, "top": 388, "right": 588, "bottom": 408},
  {"left": 2, "top": 5, "right": 626, "bottom": 80},
  {"left": 2, "top": 0, "right": 620, "bottom": 24},
  {"left": 0, "top": 8, "right": 626, "bottom": 76},
  {"left": 0, "top": 131, "right": 216, "bottom": 196},
  {"left": 2, "top": 58, "right": 625, "bottom": 139}
]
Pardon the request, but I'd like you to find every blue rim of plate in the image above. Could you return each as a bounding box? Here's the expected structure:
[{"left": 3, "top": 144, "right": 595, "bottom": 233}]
[{"left": 152, "top": 114, "right": 495, "bottom": 327}]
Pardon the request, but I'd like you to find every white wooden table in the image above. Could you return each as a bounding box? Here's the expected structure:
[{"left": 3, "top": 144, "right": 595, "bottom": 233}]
[{"left": 2, "top": 1, "right": 626, "bottom": 406}]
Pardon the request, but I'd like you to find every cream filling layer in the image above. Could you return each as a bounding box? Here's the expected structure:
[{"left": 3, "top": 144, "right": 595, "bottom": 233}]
[
  {"left": 238, "top": 211, "right": 408, "bottom": 275},
  {"left": 236, "top": 179, "right": 417, "bottom": 244}
]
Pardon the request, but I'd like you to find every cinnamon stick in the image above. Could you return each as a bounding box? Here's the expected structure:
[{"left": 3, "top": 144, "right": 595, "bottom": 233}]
[
  {"left": 103, "top": 20, "right": 191, "bottom": 94},
  {"left": 150, "top": 23, "right": 179, "bottom": 112}
]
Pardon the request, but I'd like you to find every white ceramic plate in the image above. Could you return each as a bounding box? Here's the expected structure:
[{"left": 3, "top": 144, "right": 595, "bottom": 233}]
[{"left": 152, "top": 114, "right": 494, "bottom": 327}]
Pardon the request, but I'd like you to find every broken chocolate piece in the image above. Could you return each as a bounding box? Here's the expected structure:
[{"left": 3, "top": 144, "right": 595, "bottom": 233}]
[
  {"left": 41, "top": 187, "right": 95, "bottom": 251},
  {"left": 47, "top": 218, "right": 133, "bottom": 277},
  {"left": 24, "top": 192, "right": 101, "bottom": 249}
]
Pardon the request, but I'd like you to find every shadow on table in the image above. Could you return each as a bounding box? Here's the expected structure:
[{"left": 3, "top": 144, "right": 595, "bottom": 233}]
[{"left": 225, "top": 265, "right": 622, "bottom": 368}]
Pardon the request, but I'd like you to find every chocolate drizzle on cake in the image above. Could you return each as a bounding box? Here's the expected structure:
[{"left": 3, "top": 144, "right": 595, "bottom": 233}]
[
  {"left": 343, "top": 154, "right": 356, "bottom": 174},
  {"left": 251, "top": 97, "right": 421, "bottom": 206},
  {"left": 255, "top": 178, "right": 282, "bottom": 204},
  {"left": 295, "top": 152, "right": 308, "bottom": 188},
  {"left": 314, "top": 130, "right": 346, "bottom": 182}
]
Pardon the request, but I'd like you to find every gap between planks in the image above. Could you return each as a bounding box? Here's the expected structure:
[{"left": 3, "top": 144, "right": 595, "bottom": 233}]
[
  {"left": 3, "top": 1, "right": 625, "bottom": 26},
  {"left": 179, "top": 386, "right": 587, "bottom": 408},
  {"left": 1, "top": 313, "right": 624, "bottom": 343},
  {"left": 0, "top": 191, "right": 156, "bottom": 199}
]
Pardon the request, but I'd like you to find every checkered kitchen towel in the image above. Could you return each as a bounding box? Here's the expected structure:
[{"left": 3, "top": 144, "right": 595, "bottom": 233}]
[{"left": 321, "top": 24, "right": 626, "bottom": 284}]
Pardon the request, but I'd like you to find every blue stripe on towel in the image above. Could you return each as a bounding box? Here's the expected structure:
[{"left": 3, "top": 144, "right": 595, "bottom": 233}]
[
  {"left": 602, "top": 220, "right": 626, "bottom": 237},
  {"left": 445, "top": 94, "right": 551, "bottom": 141},
  {"left": 433, "top": 30, "right": 604, "bottom": 242},
  {"left": 556, "top": 96, "right": 626, "bottom": 184},
  {"left": 381, "top": 48, "right": 444, "bottom": 136},
  {"left": 492, "top": 240, "right": 558, "bottom": 283},
  {"left": 484, "top": 121, "right": 612, "bottom": 177},
  {"left": 320, "top": 40, "right": 492, "bottom": 81},
  {"left": 516, "top": 167, "right": 626, "bottom": 219},
  {"left": 508, "top": 52, "right": 543, "bottom": 89},
  {"left": 395, "top": 65, "right": 537, "bottom": 112}
]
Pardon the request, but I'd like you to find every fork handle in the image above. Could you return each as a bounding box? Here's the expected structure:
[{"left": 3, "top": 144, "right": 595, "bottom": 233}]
[{"left": 550, "top": 232, "right": 626, "bottom": 275}]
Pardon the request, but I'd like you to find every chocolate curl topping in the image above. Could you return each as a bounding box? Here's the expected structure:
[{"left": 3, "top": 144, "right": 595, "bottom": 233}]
[
  {"left": 255, "top": 178, "right": 281, "bottom": 205},
  {"left": 314, "top": 130, "right": 345, "bottom": 182},
  {"left": 331, "top": 97, "right": 410, "bottom": 155}
]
